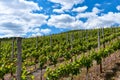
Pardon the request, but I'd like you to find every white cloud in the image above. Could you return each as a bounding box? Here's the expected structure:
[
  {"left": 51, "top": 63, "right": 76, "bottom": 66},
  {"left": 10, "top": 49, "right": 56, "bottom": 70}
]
[
  {"left": 51, "top": 6, "right": 120, "bottom": 29},
  {"left": 84, "top": 12, "right": 120, "bottom": 29},
  {"left": 52, "top": 3, "right": 61, "bottom": 8},
  {"left": 0, "top": 0, "right": 120, "bottom": 38},
  {"left": 72, "top": 6, "right": 88, "bottom": 13},
  {"left": 53, "top": 9, "right": 64, "bottom": 13},
  {"left": 31, "top": 33, "right": 42, "bottom": 37},
  {"left": 30, "top": 28, "right": 51, "bottom": 37},
  {"left": 40, "top": 28, "right": 51, "bottom": 34},
  {"left": 49, "top": 0, "right": 84, "bottom": 13},
  {"left": 95, "top": 3, "right": 101, "bottom": 7},
  {"left": 0, "top": 0, "right": 48, "bottom": 37},
  {"left": 99, "top": 12, "right": 120, "bottom": 25},
  {"left": 92, "top": 7, "right": 102, "bottom": 14},
  {"left": 76, "top": 7, "right": 102, "bottom": 19},
  {"left": 48, "top": 14, "right": 84, "bottom": 29},
  {"left": 116, "top": 5, "right": 120, "bottom": 11}
]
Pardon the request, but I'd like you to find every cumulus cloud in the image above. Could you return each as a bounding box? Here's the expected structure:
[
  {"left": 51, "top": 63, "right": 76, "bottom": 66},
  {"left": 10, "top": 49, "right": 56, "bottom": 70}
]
[
  {"left": 83, "top": 12, "right": 120, "bottom": 29},
  {"left": 53, "top": 9, "right": 64, "bottom": 13},
  {"left": 48, "top": 6, "right": 120, "bottom": 29},
  {"left": 40, "top": 28, "right": 51, "bottom": 34},
  {"left": 49, "top": 0, "right": 84, "bottom": 13},
  {"left": 1, "top": 0, "right": 120, "bottom": 38},
  {"left": 92, "top": 7, "right": 102, "bottom": 14},
  {"left": 72, "top": 6, "right": 88, "bottom": 13},
  {"left": 76, "top": 7, "right": 101, "bottom": 19},
  {"left": 116, "top": 5, "right": 120, "bottom": 11},
  {"left": 48, "top": 14, "right": 84, "bottom": 29},
  {"left": 0, "top": 0, "right": 48, "bottom": 37},
  {"left": 99, "top": 12, "right": 120, "bottom": 25},
  {"left": 30, "top": 28, "right": 51, "bottom": 37}
]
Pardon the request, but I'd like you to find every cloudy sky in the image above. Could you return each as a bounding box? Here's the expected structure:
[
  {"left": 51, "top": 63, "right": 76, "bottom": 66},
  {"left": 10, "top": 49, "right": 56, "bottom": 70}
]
[{"left": 0, "top": 0, "right": 120, "bottom": 38}]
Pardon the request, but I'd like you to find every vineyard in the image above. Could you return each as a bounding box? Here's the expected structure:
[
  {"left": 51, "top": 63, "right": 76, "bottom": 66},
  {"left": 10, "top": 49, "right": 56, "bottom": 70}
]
[{"left": 0, "top": 27, "right": 120, "bottom": 80}]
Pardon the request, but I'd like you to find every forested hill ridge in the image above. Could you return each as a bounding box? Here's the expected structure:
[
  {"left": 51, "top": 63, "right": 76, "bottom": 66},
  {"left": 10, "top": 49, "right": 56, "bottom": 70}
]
[{"left": 0, "top": 27, "right": 120, "bottom": 80}]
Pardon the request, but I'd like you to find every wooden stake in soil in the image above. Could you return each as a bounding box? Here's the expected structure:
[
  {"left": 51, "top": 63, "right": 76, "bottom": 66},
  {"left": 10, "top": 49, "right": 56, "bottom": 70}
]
[
  {"left": 102, "top": 27, "right": 105, "bottom": 71},
  {"left": 70, "top": 33, "right": 74, "bottom": 80},
  {"left": 98, "top": 29, "right": 100, "bottom": 49},
  {"left": 86, "top": 67, "right": 89, "bottom": 80},
  {"left": 0, "top": 40, "right": 1, "bottom": 51},
  {"left": 40, "top": 67, "right": 42, "bottom": 80},
  {"left": 11, "top": 37, "right": 14, "bottom": 60},
  {"left": 70, "top": 33, "right": 74, "bottom": 49},
  {"left": 35, "top": 36, "right": 38, "bottom": 70},
  {"left": 50, "top": 34, "right": 52, "bottom": 48},
  {"left": 66, "top": 33, "right": 68, "bottom": 43},
  {"left": 16, "top": 37, "right": 22, "bottom": 80},
  {"left": 36, "top": 36, "right": 38, "bottom": 51},
  {"left": 102, "top": 28, "right": 105, "bottom": 48},
  {"left": 0, "top": 40, "right": 1, "bottom": 57},
  {"left": 86, "top": 29, "right": 88, "bottom": 42},
  {"left": 98, "top": 29, "right": 103, "bottom": 73}
]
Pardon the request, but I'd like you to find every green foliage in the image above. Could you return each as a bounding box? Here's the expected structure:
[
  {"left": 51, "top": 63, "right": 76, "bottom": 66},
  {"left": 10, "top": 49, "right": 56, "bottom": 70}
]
[
  {"left": 80, "top": 55, "right": 93, "bottom": 68},
  {"left": 46, "top": 35, "right": 120, "bottom": 79},
  {"left": 1, "top": 27, "right": 120, "bottom": 80},
  {"left": 39, "top": 55, "right": 47, "bottom": 68}
]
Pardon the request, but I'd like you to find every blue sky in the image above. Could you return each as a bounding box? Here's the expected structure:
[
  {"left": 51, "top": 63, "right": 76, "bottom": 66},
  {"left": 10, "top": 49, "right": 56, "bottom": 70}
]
[{"left": 0, "top": 0, "right": 120, "bottom": 38}]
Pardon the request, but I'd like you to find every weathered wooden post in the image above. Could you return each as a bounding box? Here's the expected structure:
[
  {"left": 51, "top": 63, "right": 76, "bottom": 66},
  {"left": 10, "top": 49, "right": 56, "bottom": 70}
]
[
  {"left": 50, "top": 34, "right": 52, "bottom": 48},
  {"left": 0, "top": 40, "right": 1, "bottom": 55},
  {"left": 11, "top": 37, "right": 14, "bottom": 60},
  {"left": 0, "top": 40, "right": 1, "bottom": 50},
  {"left": 16, "top": 37, "right": 22, "bottom": 80},
  {"left": 66, "top": 33, "right": 68, "bottom": 43},
  {"left": 98, "top": 29, "right": 100, "bottom": 49},
  {"left": 70, "top": 32, "right": 74, "bottom": 80},
  {"left": 70, "top": 33, "right": 74, "bottom": 49},
  {"left": 36, "top": 36, "right": 38, "bottom": 51},
  {"left": 116, "top": 27, "right": 118, "bottom": 33},
  {"left": 102, "top": 27, "right": 105, "bottom": 48},
  {"left": 98, "top": 28, "right": 103, "bottom": 73},
  {"left": 50, "top": 34, "right": 52, "bottom": 57},
  {"left": 86, "top": 29, "right": 88, "bottom": 42}
]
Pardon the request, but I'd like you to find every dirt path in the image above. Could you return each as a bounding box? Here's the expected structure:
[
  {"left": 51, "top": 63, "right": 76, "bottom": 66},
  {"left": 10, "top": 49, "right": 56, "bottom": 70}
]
[{"left": 101, "top": 52, "right": 120, "bottom": 80}]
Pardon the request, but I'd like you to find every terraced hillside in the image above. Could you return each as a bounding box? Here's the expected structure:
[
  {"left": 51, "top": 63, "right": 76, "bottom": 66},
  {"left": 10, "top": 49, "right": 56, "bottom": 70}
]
[{"left": 0, "top": 27, "right": 120, "bottom": 80}]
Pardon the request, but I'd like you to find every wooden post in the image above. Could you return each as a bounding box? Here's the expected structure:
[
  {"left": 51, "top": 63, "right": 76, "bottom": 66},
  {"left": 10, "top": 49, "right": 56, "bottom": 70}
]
[
  {"left": 50, "top": 34, "right": 52, "bottom": 55},
  {"left": 70, "top": 32, "right": 74, "bottom": 80},
  {"left": 0, "top": 40, "right": 1, "bottom": 55},
  {"left": 98, "top": 28, "right": 103, "bottom": 73},
  {"left": 40, "top": 67, "right": 42, "bottom": 80},
  {"left": 50, "top": 34, "right": 52, "bottom": 48},
  {"left": 70, "top": 33, "right": 74, "bottom": 49},
  {"left": 86, "top": 29, "right": 88, "bottom": 42},
  {"left": 66, "top": 33, "right": 68, "bottom": 43},
  {"left": 11, "top": 37, "right": 14, "bottom": 59},
  {"left": 98, "top": 29, "right": 100, "bottom": 49},
  {"left": 16, "top": 37, "right": 22, "bottom": 80},
  {"left": 0, "top": 40, "right": 1, "bottom": 50},
  {"left": 102, "top": 28, "right": 105, "bottom": 48},
  {"left": 86, "top": 67, "right": 89, "bottom": 80},
  {"left": 79, "top": 31, "right": 82, "bottom": 40},
  {"left": 36, "top": 36, "right": 38, "bottom": 51},
  {"left": 116, "top": 27, "right": 118, "bottom": 33},
  {"left": 102, "top": 27, "right": 105, "bottom": 71}
]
